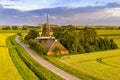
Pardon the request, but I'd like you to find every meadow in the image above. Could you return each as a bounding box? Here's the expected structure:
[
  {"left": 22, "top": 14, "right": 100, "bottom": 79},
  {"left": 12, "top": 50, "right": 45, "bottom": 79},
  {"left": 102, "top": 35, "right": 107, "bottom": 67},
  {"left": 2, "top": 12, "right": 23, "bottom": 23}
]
[{"left": 56, "top": 49, "right": 120, "bottom": 80}]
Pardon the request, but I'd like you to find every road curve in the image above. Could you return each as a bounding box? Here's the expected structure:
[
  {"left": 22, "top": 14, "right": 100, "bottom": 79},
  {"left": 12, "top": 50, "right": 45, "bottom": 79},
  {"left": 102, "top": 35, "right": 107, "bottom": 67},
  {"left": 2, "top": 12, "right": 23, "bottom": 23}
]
[{"left": 15, "top": 36, "right": 80, "bottom": 80}]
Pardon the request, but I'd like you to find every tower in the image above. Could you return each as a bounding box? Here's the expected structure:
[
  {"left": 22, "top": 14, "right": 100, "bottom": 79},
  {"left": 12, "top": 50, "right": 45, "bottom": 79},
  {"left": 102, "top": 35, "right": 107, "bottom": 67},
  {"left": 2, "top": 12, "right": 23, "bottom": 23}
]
[{"left": 41, "top": 13, "right": 50, "bottom": 37}]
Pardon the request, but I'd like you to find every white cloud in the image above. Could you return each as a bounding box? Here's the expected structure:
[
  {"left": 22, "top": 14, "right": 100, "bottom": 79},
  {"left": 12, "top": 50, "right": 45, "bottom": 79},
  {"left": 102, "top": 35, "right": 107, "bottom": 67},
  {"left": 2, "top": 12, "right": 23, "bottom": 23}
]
[{"left": 107, "top": 8, "right": 120, "bottom": 16}]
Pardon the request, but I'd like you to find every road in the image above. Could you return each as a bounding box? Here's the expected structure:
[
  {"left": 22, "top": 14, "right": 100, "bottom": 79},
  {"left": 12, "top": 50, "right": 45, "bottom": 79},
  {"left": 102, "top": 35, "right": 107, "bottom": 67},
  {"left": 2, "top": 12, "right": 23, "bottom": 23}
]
[{"left": 15, "top": 36, "right": 80, "bottom": 80}]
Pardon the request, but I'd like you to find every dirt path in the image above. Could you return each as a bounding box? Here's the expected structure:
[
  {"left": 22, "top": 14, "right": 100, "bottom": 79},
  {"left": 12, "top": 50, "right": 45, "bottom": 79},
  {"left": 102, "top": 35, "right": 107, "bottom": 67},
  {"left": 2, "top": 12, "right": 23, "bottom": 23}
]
[{"left": 15, "top": 36, "right": 80, "bottom": 80}]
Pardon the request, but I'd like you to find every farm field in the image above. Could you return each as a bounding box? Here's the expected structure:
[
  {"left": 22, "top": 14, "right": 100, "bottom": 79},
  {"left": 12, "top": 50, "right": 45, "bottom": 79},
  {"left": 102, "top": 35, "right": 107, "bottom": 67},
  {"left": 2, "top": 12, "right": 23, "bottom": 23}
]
[
  {"left": 0, "top": 33, "right": 14, "bottom": 46},
  {"left": 0, "top": 33, "right": 23, "bottom": 80},
  {"left": 96, "top": 30, "right": 120, "bottom": 35},
  {"left": 56, "top": 49, "right": 120, "bottom": 80}
]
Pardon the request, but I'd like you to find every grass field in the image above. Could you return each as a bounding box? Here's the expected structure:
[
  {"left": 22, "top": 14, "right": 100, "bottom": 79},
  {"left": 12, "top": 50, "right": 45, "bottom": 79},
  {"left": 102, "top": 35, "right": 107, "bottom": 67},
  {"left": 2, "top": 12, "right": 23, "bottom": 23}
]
[
  {"left": 56, "top": 49, "right": 120, "bottom": 80},
  {"left": 0, "top": 33, "right": 23, "bottom": 80}
]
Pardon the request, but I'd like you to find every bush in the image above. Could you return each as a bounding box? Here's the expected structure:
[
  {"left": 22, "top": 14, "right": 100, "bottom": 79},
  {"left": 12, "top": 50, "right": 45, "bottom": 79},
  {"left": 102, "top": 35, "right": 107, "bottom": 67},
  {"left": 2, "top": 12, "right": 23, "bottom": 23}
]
[
  {"left": 17, "top": 33, "right": 22, "bottom": 36},
  {"left": 2, "top": 26, "right": 11, "bottom": 30},
  {"left": 28, "top": 39, "right": 46, "bottom": 55},
  {"left": 110, "top": 39, "right": 118, "bottom": 49},
  {"left": 12, "top": 26, "right": 18, "bottom": 30}
]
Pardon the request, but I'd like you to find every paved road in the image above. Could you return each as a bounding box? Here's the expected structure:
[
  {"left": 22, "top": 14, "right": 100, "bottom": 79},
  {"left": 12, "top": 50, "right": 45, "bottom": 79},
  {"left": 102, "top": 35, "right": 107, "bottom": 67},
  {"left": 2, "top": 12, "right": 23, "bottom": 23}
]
[{"left": 15, "top": 36, "right": 80, "bottom": 80}]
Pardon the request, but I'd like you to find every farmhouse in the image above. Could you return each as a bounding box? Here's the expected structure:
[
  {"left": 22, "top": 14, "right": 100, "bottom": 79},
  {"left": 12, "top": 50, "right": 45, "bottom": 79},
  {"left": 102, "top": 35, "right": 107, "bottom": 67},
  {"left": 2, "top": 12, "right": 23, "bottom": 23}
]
[{"left": 35, "top": 13, "right": 68, "bottom": 55}]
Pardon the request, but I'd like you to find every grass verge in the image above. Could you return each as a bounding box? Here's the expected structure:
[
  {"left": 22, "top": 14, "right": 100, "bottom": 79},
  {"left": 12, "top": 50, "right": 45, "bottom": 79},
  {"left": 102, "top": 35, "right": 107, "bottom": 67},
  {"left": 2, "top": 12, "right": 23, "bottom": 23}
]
[{"left": 7, "top": 36, "right": 38, "bottom": 80}]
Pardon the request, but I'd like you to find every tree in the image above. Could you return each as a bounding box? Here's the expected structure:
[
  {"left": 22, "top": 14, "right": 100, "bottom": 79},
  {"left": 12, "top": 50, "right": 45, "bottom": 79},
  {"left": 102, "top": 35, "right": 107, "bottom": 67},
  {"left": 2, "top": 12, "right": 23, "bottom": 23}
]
[
  {"left": 28, "top": 39, "right": 46, "bottom": 55},
  {"left": 84, "top": 27, "right": 97, "bottom": 43},
  {"left": 110, "top": 39, "right": 118, "bottom": 49},
  {"left": 17, "top": 33, "right": 22, "bottom": 36},
  {"left": 22, "top": 25, "right": 28, "bottom": 30},
  {"left": 104, "top": 37, "right": 111, "bottom": 50},
  {"left": 24, "top": 30, "right": 39, "bottom": 40},
  {"left": 12, "top": 26, "right": 18, "bottom": 30},
  {"left": 53, "top": 27, "right": 65, "bottom": 38},
  {"left": 77, "top": 43, "right": 86, "bottom": 54},
  {"left": 84, "top": 42, "right": 95, "bottom": 53},
  {"left": 52, "top": 26, "right": 118, "bottom": 54},
  {"left": 2, "top": 26, "right": 10, "bottom": 30},
  {"left": 98, "top": 38, "right": 106, "bottom": 50}
]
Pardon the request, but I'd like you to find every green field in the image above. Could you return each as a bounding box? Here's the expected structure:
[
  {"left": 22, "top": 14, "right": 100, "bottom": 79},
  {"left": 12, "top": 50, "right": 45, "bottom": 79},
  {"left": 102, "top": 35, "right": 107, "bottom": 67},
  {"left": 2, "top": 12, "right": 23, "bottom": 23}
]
[
  {"left": 0, "top": 33, "right": 23, "bottom": 80},
  {"left": 56, "top": 49, "right": 120, "bottom": 80}
]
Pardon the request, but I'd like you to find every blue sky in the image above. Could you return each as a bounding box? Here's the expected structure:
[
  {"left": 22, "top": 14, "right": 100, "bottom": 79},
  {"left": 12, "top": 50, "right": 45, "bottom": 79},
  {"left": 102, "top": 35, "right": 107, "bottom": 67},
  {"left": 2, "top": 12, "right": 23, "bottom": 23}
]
[
  {"left": 0, "top": 0, "right": 120, "bottom": 25},
  {"left": 1, "top": 0, "right": 120, "bottom": 10}
]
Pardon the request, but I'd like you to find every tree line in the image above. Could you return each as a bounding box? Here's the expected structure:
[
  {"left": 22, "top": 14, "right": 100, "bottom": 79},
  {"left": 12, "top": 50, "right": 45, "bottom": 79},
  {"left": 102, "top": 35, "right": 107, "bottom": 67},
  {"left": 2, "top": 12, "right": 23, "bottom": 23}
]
[
  {"left": 1, "top": 26, "right": 27, "bottom": 30},
  {"left": 53, "top": 27, "right": 118, "bottom": 54}
]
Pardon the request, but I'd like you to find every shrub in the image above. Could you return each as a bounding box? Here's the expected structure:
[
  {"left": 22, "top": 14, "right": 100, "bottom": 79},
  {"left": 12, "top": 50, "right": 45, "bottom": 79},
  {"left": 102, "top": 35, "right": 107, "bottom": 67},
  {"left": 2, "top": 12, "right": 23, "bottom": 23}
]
[
  {"left": 28, "top": 39, "right": 46, "bottom": 55},
  {"left": 12, "top": 26, "right": 18, "bottom": 30},
  {"left": 17, "top": 33, "right": 22, "bottom": 36}
]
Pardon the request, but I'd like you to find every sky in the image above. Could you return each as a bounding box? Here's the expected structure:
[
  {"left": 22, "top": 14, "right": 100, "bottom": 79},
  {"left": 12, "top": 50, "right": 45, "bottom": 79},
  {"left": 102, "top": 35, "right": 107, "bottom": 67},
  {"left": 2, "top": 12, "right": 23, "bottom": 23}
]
[{"left": 0, "top": 0, "right": 120, "bottom": 25}]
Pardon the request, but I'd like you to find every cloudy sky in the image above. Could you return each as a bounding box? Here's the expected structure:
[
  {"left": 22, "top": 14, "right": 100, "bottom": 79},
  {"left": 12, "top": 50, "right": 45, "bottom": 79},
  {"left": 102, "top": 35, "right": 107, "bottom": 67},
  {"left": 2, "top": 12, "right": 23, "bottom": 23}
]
[{"left": 0, "top": 0, "right": 120, "bottom": 25}]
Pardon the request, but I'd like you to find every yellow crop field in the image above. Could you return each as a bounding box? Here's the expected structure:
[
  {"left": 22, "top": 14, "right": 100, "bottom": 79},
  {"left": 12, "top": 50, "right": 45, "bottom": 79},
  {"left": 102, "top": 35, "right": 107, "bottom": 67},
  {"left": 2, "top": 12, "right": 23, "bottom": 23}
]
[
  {"left": 0, "top": 33, "right": 14, "bottom": 46},
  {"left": 0, "top": 33, "right": 23, "bottom": 80},
  {"left": 0, "top": 47, "right": 23, "bottom": 80},
  {"left": 96, "top": 30, "right": 120, "bottom": 35},
  {"left": 57, "top": 49, "right": 120, "bottom": 80}
]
